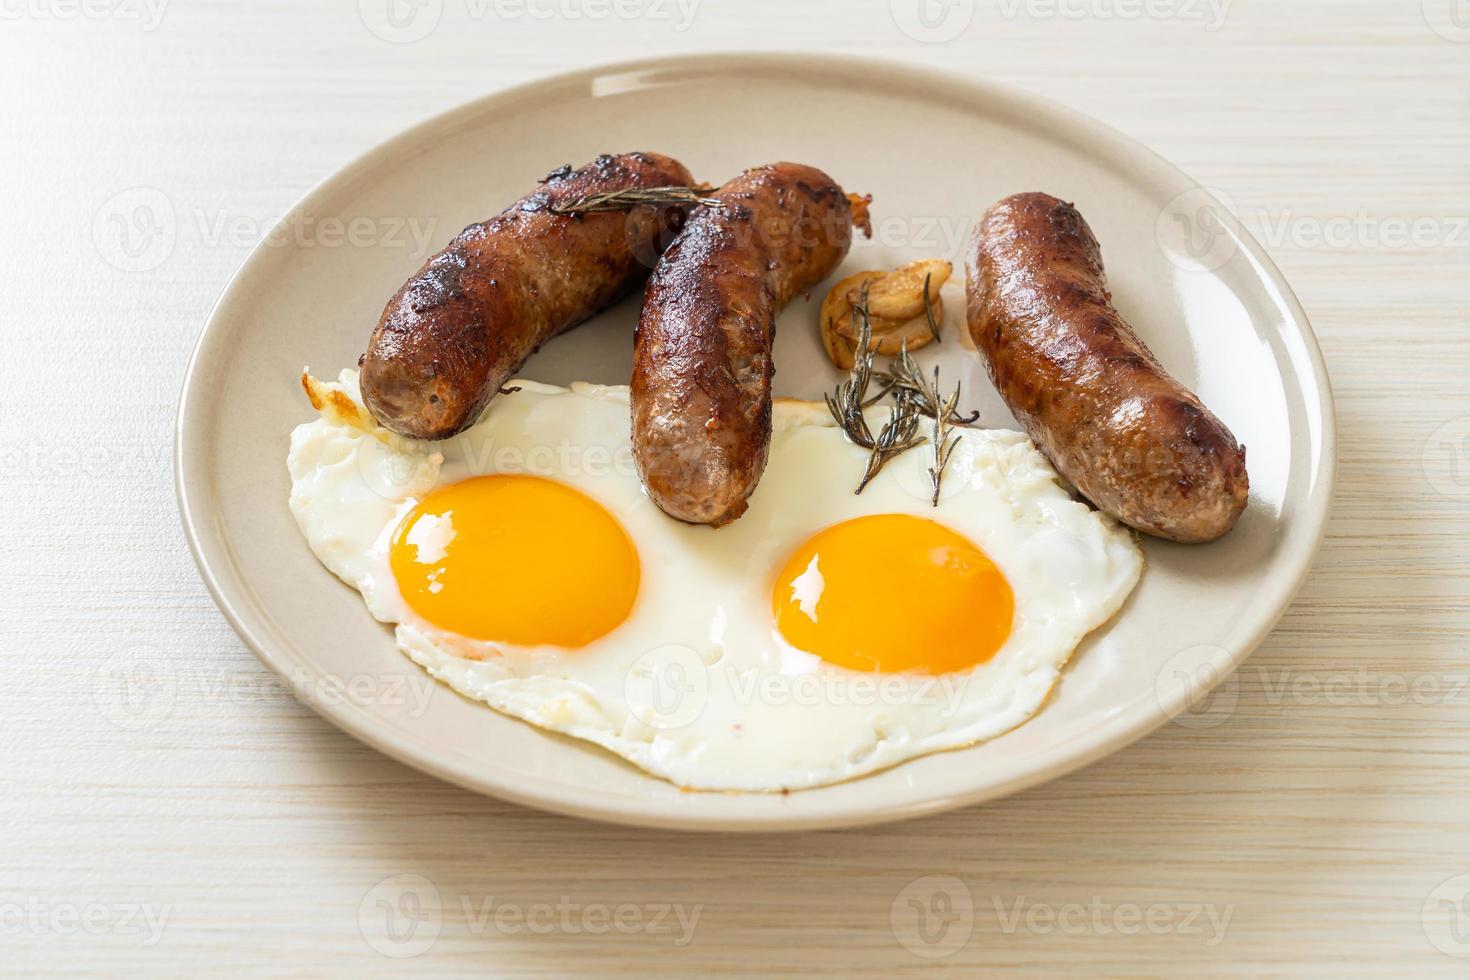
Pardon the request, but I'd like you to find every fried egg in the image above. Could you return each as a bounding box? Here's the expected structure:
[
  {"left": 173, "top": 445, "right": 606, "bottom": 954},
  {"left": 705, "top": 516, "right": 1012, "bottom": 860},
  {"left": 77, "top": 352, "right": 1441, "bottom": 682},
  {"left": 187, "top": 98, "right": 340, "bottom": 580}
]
[{"left": 287, "top": 369, "right": 1142, "bottom": 791}]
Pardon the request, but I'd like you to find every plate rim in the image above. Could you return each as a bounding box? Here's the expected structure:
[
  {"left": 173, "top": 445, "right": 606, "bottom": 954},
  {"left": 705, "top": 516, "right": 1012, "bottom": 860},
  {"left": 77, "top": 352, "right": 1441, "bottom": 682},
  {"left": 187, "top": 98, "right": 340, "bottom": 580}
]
[{"left": 175, "top": 51, "right": 1338, "bottom": 833}]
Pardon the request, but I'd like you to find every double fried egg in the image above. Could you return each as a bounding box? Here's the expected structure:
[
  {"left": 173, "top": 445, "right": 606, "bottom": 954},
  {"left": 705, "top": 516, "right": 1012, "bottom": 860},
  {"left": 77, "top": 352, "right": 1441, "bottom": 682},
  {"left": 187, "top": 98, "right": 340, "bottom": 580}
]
[{"left": 287, "top": 369, "right": 1141, "bottom": 791}]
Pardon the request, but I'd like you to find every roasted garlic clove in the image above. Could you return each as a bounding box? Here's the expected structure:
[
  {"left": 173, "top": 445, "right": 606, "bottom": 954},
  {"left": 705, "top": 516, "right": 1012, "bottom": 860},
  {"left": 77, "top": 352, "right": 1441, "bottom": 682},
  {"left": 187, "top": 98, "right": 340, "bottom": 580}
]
[
  {"left": 820, "top": 271, "right": 879, "bottom": 370},
  {"left": 849, "top": 259, "right": 951, "bottom": 321},
  {"left": 819, "top": 264, "right": 947, "bottom": 369},
  {"left": 835, "top": 297, "right": 945, "bottom": 358},
  {"left": 821, "top": 312, "right": 858, "bottom": 370}
]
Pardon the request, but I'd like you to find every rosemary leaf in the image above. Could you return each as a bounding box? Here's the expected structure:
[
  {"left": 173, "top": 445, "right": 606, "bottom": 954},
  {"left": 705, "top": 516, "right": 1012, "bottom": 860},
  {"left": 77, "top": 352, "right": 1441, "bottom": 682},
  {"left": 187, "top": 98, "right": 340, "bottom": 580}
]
[
  {"left": 927, "top": 367, "right": 964, "bottom": 506},
  {"left": 548, "top": 186, "right": 721, "bottom": 215},
  {"left": 921, "top": 271, "right": 942, "bottom": 343}
]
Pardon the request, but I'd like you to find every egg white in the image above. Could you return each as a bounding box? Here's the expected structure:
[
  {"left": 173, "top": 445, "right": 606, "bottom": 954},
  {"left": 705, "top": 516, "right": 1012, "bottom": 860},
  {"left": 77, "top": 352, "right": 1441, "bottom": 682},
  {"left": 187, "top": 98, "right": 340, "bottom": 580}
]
[{"left": 287, "top": 369, "right": 1142, "bottom": 791}]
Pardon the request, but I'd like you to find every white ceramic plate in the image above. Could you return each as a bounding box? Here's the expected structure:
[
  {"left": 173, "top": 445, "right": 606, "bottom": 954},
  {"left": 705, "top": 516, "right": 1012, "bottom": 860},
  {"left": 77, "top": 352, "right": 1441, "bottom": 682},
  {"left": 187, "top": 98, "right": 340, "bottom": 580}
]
[{"left": 176, "top": 54, "right": 1335, "bottom": 832}]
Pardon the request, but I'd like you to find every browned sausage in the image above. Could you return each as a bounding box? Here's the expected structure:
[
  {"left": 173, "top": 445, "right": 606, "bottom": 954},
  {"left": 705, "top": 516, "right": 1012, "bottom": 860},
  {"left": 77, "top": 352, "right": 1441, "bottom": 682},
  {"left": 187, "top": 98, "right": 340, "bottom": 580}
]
[
  {"left": 631, "top": 163, "right": 865, "bottom": 526},
  {"left": 360, "top": 152, "right": 694, "bottom": 439},
  {"left": 967, "top": 192, "right": 1248, "bottom": 543}
]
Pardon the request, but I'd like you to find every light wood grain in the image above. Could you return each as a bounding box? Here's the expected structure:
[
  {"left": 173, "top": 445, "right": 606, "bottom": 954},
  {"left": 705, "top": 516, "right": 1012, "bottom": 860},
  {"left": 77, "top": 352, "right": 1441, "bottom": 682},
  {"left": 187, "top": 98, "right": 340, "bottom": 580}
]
[{"left": 3, "top": 0, "right": 1468, "bottom": 974}]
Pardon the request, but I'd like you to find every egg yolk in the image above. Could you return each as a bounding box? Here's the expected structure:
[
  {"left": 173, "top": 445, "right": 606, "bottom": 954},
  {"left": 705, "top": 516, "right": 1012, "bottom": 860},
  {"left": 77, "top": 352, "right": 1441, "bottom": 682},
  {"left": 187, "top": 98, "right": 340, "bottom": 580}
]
[
  {"left": 771, "top": 514, "right": 1014, "bottom": 674},
  {"left": 389, "top": 475, "right": 639, "bottom": 647}
]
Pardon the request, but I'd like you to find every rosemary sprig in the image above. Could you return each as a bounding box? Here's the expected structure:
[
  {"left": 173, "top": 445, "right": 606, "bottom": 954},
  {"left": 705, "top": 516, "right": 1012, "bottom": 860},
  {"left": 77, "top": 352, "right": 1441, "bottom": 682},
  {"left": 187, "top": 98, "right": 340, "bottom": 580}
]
[
  {"left": 883, "top": 341, "right": 966, "bottom": 506},
  {"left": 876, "top": 344, "right": 981, "bottom": 428},
  {"left": 824, "top": 294, "right": 878, "bottom": 450},
  {"left": 859, "top": 389, "right": 923, "bottom": 493},
  {"left": 825, "top": 284, "right": 983, "bottom": 500},
  {"left": 924, "top": 364, "right": 963, "bottom": 506},
  {"left": 825, "top": 290, "right": 924, "bottom": 493},
  {"left": 548, "top": 186, "right": 721, "bottom": 215}
]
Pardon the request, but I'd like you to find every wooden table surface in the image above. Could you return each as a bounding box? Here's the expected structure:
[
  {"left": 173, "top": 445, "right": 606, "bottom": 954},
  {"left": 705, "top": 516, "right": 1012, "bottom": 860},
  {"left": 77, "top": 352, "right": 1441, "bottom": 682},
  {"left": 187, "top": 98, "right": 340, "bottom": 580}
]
[{"left": 4, "top": 0, "right": 1467, "bottom": 974}]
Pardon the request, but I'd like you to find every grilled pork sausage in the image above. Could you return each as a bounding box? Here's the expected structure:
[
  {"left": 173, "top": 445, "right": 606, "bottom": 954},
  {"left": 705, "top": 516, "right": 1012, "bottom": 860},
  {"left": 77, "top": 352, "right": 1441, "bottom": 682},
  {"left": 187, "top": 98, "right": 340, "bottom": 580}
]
[
  {"left": 631, "top": 163, "right": 865, "bottom": 526},
  {"left": 967, "top": 192, "right": 1248, "bottom": 543},
  {"left": 360, "top": 152, "right": 694, "bottom": 439}
]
